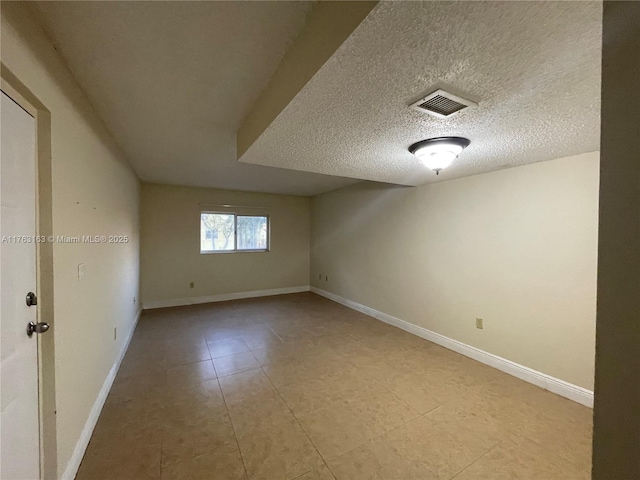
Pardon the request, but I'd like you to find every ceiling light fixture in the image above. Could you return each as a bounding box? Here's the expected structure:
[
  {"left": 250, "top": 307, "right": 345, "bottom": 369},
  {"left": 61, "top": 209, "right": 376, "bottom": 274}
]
[{"left": 409, "top": 137, "right": 470, "bottom": 175}]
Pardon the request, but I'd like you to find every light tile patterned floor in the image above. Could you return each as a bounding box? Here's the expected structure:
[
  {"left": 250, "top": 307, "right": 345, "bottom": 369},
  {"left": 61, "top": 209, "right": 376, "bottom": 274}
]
[{"left": 77, "top": 292, "right": 592, "bottom": 480}]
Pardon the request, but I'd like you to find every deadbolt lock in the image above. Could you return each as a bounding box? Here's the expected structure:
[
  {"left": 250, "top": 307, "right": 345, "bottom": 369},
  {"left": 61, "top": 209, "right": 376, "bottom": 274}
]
[{"left": 26, "top": 291, "right": 37, "bottom": 307}]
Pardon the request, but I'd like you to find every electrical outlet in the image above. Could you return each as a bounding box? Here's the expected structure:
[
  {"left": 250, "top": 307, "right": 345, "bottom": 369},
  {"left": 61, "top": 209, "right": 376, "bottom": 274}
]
[
  {"left": 114, "top": 327, "right": 117, "bottom": 340},
  {"left": 190, "top": 282, "right": 195, "bottom": 288},
  {"left": 476, "top": 318, "right": 483, "bottom": 330}
]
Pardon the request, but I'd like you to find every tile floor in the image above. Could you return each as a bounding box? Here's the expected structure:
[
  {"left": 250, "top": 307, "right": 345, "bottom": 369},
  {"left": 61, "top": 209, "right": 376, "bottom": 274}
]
[{"left": 77, "top": 292, "right": 592, "bottom": 480}]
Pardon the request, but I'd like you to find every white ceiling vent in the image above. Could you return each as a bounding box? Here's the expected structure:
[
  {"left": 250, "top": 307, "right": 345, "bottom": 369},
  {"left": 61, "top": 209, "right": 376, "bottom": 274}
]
[{"left": 410, "top": 89, "right": 477, "bottom": 119}]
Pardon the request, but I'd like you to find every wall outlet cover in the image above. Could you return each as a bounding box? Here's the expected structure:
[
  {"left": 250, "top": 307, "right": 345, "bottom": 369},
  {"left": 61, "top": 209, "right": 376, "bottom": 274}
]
[{"left": 476, "top": 318, "right": 484, "bottom": 329}]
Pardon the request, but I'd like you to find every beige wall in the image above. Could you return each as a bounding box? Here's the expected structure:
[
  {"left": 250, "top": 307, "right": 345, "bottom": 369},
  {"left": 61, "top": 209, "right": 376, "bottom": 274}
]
[
  {"left": 311, "top": 152, "right": 599, "bottom": 390},
  {"left": 141, "top": 183, "right": 310, "bottom": 307},
  {"left": 2, "top": 3, "right": 141, "bottom": 478}
]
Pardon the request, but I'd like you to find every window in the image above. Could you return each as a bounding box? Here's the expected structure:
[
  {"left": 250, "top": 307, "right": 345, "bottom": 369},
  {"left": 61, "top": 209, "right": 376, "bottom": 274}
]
[
  {"left": 237, "top": 216, "right": 268, "bottom": 250},
  {"left": 200, "top": 212, "right": 269, "bottom": 253}
]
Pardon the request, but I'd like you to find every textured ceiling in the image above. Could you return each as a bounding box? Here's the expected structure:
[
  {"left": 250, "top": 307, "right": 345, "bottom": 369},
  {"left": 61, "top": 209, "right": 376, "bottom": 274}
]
[
  {"left": 31, "top": 1, "right": 360, "bottom": 196},
  {"left": 240, "top": 1, "right": 602, "bottom": 186}
]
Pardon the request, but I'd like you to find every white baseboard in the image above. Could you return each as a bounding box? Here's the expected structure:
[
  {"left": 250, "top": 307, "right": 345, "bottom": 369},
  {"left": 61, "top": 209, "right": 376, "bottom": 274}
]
[
  {"left": 143, "top": 285, "right": 310, "bottom": 310},
  {"left": 61, "top": 308, "right": 142, "bottom": 480},
  {"left": 311, "top": 287, "right": 594, "bottom": 408}
]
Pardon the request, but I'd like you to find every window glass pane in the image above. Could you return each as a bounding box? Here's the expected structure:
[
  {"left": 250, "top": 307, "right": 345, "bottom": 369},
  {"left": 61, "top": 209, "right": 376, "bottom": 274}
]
[
  {"left": 200, "top": 213, "right": 235, "bottom": 251},
  {"left": 237, "top": 216, "right": 268, "bottom": 250}
]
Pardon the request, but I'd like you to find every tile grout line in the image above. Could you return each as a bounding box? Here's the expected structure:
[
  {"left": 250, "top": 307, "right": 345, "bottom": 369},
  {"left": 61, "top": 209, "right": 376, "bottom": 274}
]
[
  {"left": 201, "top": 322, "right": 219, "bottom": 379},
  {"left": 158, "top": 357, "right": 169, "bottom": 479},
  {"left": 267, "top": 323, "right": 286, "bottom": 343},
  {"left": 217, "top": 381, "right": 252, "bottom": 480},
  {"left": 206, "top": 337, "right": 251, "bottom": 357},
  {"left": 321, "top": 412, "right": 436, "bottom": 475},
  {"left": 161, "top": 315, "right": 216, "bottom": 475},
  {"left": 270, "top": 376, "right": 330, "bottom": 478},
  {"left": 512, "top": 428, "right": 589, "bottom": 471},
  {"left": 204, "top": 322, "right": 252, "bottom": 480},
  {"left": 270, "top": 362, "right": 427, "bottom": 477},
  {"left": 448, "top": 441, "right": 503, "bottom": 480}
]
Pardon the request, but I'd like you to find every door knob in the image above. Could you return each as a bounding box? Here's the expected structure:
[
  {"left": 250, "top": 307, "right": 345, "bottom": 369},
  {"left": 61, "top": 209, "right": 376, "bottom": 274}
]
[{"left": 27, "top": 322, "right": 49, "bottom": 337}]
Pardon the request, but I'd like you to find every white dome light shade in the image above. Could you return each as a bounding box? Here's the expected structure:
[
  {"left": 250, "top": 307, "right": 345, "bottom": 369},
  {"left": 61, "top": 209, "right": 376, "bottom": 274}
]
[{"left": 409, "top": 137, "right": 470, "bottom": 174}]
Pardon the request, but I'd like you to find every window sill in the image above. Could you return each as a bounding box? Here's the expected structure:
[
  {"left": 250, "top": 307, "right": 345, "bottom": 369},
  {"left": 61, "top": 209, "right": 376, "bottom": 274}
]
[{"left": 200, "top": 249, "right": 270, "bottom": 255}]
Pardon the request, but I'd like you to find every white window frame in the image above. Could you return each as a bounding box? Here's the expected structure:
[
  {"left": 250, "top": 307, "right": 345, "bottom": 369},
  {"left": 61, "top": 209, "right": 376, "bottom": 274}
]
[{"left": 200, "top": 211, "right": 270, "bottom": 254}]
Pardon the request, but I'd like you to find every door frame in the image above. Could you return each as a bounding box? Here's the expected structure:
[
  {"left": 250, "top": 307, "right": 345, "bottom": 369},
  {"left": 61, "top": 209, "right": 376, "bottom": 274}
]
[{"left": 2, "top": 64, "right": 57, "bottom": 480}]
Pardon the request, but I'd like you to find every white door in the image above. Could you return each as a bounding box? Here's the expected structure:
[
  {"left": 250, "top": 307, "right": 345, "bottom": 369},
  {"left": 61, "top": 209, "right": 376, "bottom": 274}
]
[{"left": 1, "top": 91, "right": 41, "bottom": 479}]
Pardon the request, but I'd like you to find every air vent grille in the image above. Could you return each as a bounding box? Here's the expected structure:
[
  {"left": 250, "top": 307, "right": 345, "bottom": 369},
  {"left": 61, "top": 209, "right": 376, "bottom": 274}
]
[
  {"left": 410, "top": 89, "right": 477, "bottom": 119},
  {"left": 417, "top": 95, "right": 466, "bottom": 116}
]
